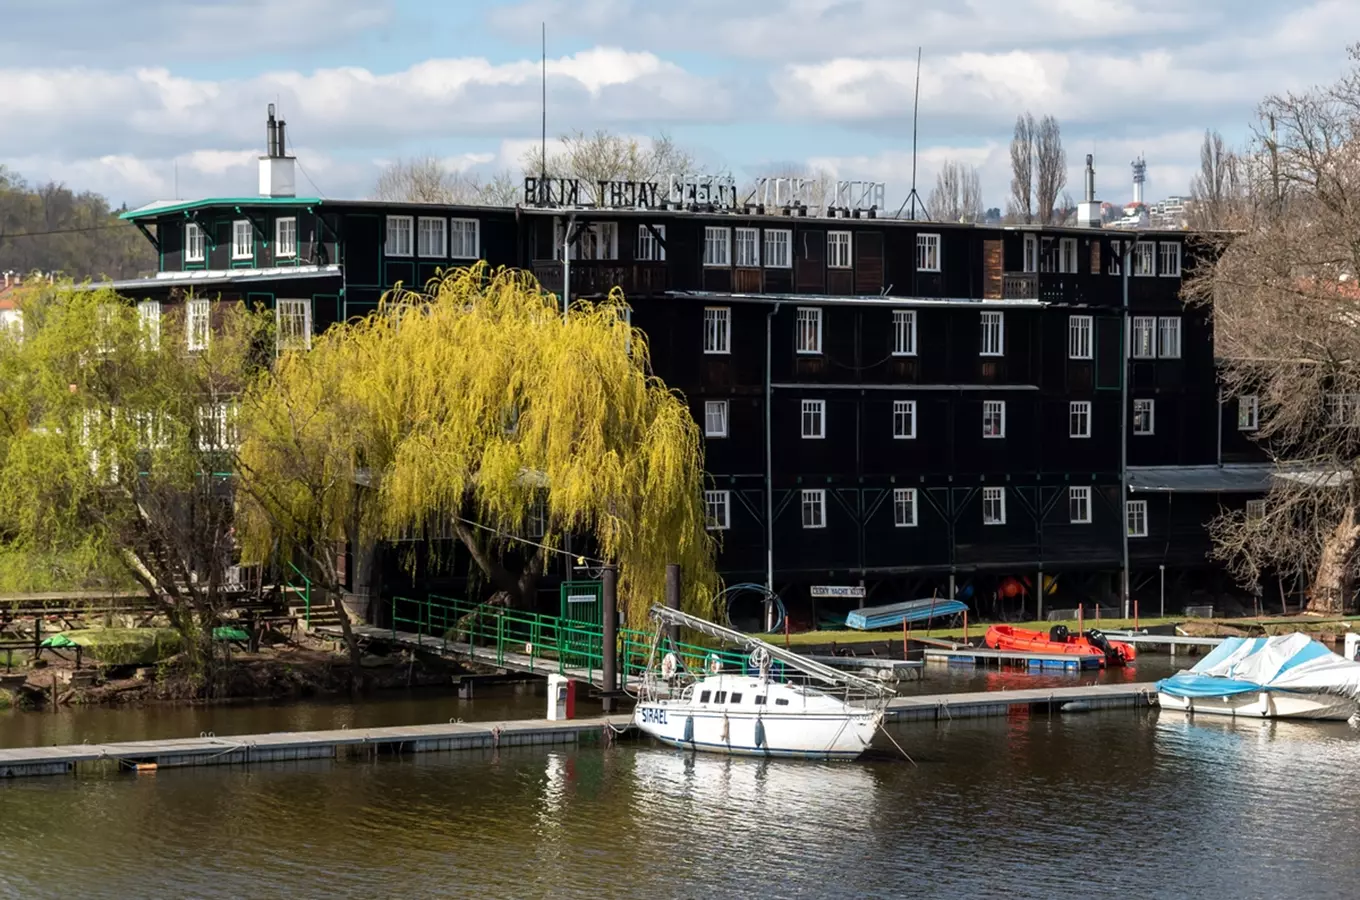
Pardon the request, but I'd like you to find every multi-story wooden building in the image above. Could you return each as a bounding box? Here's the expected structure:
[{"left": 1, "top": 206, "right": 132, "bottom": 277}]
[{"left": 113, "top": 115, "right": 1265, "bottom": 621}]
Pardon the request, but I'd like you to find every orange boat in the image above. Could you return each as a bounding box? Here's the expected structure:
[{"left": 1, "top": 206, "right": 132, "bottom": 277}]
[{"left": 984, "top": 624, "right": 1136, "bottom": 667}]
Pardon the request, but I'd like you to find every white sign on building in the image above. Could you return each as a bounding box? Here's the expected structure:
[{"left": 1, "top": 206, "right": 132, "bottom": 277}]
[{"left": 809, "top": 585, "right": 866, "bottom": 599}]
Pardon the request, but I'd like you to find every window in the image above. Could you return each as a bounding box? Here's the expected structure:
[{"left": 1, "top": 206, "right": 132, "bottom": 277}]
[
  {"left": 735, "top": 227, "right": 760, "bottom": 267},
  {"left": 704, "top": 400, "right": 728, "bottom": 438},
  {"left": 801, "top": 489, "right": 826, "bottom": 528},
  {"left": 892, "top": 400, "right": 916, "bottom": 439},
  {"left": 1127, "top": 500, "right": 1148, "bottom": 537},
  {"left": 1070, "top": 401, "right": 1091, "bottom": 438},
  {"left": 764, "top": 229, "right": 791, "bottom": 268},
  {"left": 637, "top": 224, "right": 666, "bottom": 261},
  {"left": 729, "top": 693, "right": 743, "bottom": 704},
  {"left": 276, "top": 299, "right": 311, "bottom": 352},
  {"left": 754, "top": 695, "right": 766, "bottom": 705},
  {"left": 827, "top": 231, "right": 852, "bottom": 268},
  {"left": 138, "top": 301, "right": 161, "bottom": 351},
  {"left": 1131, "top": 316, "right": 1156, "bottom": 358},
  {"left": 892, "top": 310, "right": 917, "bottom": 356},
  {"left": 1107, "top": 239, "right": 1124, "bottom": 275},
  {"left": 1238, "top": 395, "right": 1259, "bottom": 431},
  {"left": 1069, "top": 315, "right": 1093, "bottom": 359},
  {"left": 1133, "top": 399, "right": 1155, "bottom": 435},
  {"left": 982, "top": 400, "right": 1006, "bottom": 438},
  {"left": 1069, "top": 486, "right": 1091, "bottom": 524},
  {"left": 714, "top": 691, "right": 727, "bottom": 703},
  {"left": 386, "top": 215, "right": 413, "bottom": 256},
  {"left": 197, "top": 402, "right": 237, "bottom": 452},
  {"left": 699, "top": 690, "right": 711, "bottom": 703},
  {"left": 95, "top": 305, "right": 116, "bottom": 355},
  {"left": 775, "top": 697, "right": 790, "bottom": 706},
  {"left": 801, "top": 400, "right": 825, "bottom": 439},
  {"left": 703, "top": 307, "right": 730, "bottom": 354},
  {"left": 893, "top": 488, "right": 918, "bottom": 528},
  {"left": 185, "top": 222, "right": 205, "bottom": 263},
  {"left": 1328, "top": 394, "right": 1360, "bottom": 427},
  {"left": 450, "top": 218, "right": 480, "bottom": 258},
  {"left": 1246, "top": 499, "right": 1266, "bottom": 520},
  {"left": 1023, "top": 234, "right": 1038, "bottom": 273},
  {"left": 1158, "top": 317, "right": 1181, "bottom": 359},
  {"left": 186, "top": 299, "right": 210, "bottom": 351},
  {"left": 1058, "top": 238, "right": 1078, "bottom": 274},
  {"left": 578, "top": 222, "right": 618, "bottom": 260},
  {"left": 703, "top": 226, "right": 731, "bottom": 266},
  {"left": 1134, "top": 241, "right": 1155, "bottom": 276},
  {"left": 916, "top": 233, "right": 940, "bottom": 272},
  {"left": 275, "top": 217, "right": 297, "bottom": 259},
  {"left": 796, "top": 307, "right": 822, "bottom": 354},
  {"left": 0, "top": 309, "right": 20, "bottom": 341},
  {"left": 417, "top": 217, "right": 446, "bottom": 257},
  {"left": 1159, "top": 242, "right": 1181, "bottom": 277},
  {"left": 980, "top": 311, "right": 1004, "bottom": 356},
  {"left": 232, "top": 219, "right": 253, "bottom": 260},
  {"left": 527, "top": 497, "right": 547, "bottom": 538},
  {"left": 704, "top": 490, "right": 730, "bottom": 530},
  {"left": 983, "top": 487, "right": 1006, "bottom": 525}
]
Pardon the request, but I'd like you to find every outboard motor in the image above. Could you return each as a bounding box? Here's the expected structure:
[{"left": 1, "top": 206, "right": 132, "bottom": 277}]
[
  {"left": 1048, "top": 624, "right": 1071, "bottom": 643},
  {"left": 1084, "top": 629, "right": 1119, "bottom": 665}
]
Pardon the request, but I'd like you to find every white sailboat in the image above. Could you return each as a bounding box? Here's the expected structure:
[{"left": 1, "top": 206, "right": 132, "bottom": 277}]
[{"left": 631, "top": 605, "right": 894, "bottom": 759}]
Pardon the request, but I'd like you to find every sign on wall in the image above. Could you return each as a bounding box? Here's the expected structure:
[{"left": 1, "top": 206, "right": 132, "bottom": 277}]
[{"left": 810, "top": 585, "right": 866, "bottom": 599}]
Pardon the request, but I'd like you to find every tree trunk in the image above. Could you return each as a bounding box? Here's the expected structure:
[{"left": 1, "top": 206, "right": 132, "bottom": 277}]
[
  {"left": 322, "top": 582, "right": 364, "bottom": 673},
  {"left": 453, "top": 520, "right": 542, "bottom": 609},
  {"left": 1309, "top": 509, "right": 1360, "bottom": 614}
]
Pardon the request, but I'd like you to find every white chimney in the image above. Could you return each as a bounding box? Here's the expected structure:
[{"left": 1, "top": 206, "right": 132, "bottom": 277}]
[
  {"left": 258, "top": 104, "right": 296, "bottom": 198},
  {"left": 1076, "top": 154, "right": 1102, "bottom": 228}
]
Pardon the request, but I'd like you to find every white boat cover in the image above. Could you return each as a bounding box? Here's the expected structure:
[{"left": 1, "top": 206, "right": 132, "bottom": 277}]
[{"left": 1157, "top": 632, "right": 1360, "bottom": 699}]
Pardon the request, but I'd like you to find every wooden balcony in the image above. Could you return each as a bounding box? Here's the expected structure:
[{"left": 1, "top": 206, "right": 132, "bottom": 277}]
[
  {"left": 1001, "top": 272, "right": 1038, "bottom": 300},
  {"left": 532, "top": 260, "right": 668, "bottom": 298}
]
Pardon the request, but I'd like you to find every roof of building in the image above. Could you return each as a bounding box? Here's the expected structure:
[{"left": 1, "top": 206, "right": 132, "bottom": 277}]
[
  {"left": 1128, "top": 464, "right": 1351, "bottom": 493},
  {"left": 90, "top": 264, "right": 342, "bottom": 292}
]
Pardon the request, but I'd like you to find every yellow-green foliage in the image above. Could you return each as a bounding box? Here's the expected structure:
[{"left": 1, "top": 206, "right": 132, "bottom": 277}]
[
  {"left": 61, "top": 628, "right": 183, "bottom": 665},
  {"left": 238, "top": 265, "right": 718, "bottom": 626}
]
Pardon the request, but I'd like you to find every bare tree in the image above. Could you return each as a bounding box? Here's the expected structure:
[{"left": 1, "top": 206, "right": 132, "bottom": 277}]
[
  {"left": 1189, "top": 129, "right": 1245, "bottom": 230},
  {"left": 1035, "top": 115, "right": 1067, "bottom": 224},
  {"left": 372, "top": 157, "right": 520, "bottom": 206},
  {"left": 525, "top": 130, "right": 696, "bottom": 205},
  {"left": 928, "top": 160, "right": 984, "bottom": 223},
  {"left": 1009, "top": 113, "right": 1036, "bottom": 224},
  {"left": 1188, "top": 44, "right": 1360, "bottom": 614}
]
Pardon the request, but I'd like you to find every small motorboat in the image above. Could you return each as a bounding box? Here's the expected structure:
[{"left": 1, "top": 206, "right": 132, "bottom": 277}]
[
  {"left": 1157, "top": 633, "right": 1360, "bottom": 721},
  {"left": 984, "top": 623, "right": 1136, "bottom": 667}
]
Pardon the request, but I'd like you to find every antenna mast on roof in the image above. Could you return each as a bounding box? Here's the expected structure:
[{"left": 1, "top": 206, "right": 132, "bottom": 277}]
[
  {"left": 895, "top": 47, "right": 928, "bottom": 220},
  {"left": 541, "top": 22, "right": 548, "bottom": 185}
]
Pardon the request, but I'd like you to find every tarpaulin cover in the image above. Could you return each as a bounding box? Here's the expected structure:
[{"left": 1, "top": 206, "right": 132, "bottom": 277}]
[{"left": 1156, "top": 633, "right": 1360, "bottom": 700}]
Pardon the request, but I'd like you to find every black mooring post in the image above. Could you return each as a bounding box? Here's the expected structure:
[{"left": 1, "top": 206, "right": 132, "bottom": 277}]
[
  {"left": 601, "top": 565, "right": 618, "bottom": 713},
  {"left": 665, "top": 563, "right": 681, "bottom": 648}
]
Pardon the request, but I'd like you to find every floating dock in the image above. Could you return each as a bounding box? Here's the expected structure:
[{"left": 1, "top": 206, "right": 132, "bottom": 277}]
[
  {"left": 923, "top": 645, "right": 1105, "bottom": 671},
  {"left": 883, "top": 683, "right": 1154, "bottom": 722}
]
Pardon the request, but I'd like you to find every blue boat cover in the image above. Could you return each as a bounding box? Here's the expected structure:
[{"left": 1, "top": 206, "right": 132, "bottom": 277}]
[
  {"left": 844, "top": 598, "right": 968, "bottom": 630},
  {"left": 1157, "top": 633, "right": 1360, "bottom": 700}
]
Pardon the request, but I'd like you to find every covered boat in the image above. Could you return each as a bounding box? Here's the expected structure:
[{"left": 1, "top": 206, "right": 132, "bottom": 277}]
[
  {"left": 984, "top": 624, "right": 1136, "bottom": 666},
  {"left": 1157, "top": 633, "right": 1360, "bottom": 721}
]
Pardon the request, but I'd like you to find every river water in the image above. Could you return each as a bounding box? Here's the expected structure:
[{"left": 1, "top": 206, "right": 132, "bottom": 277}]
[{"left": 4, "top": 660, "right": 1360, "bottom": 899}]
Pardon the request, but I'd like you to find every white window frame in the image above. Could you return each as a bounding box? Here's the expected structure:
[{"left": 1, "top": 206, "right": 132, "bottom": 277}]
[
  {"left": 735, "top": 227, "right": 760, "bottom": 267},
  {"left": 1127, "top": 500, "right": 1148, "bottom": 537},
  {"left": 1069, "top": 486, "right": 1092, "bottom": 524},
  {"left": 1107, "top": 239, "right": 1125, "bottom": 276},
  {"left": 980, "top": 311, "right": 1004, "bottom": 357},
  {"left": 578, "top": 221, "right": 618, "bottom": 260},
  {"left": 703, "top": 307, "right": 731, "bottom": 355},
  {"left": 982, "top": 399, "right": 1006, "bottom": 439},
  {"left": 1068, "top": 315, "right": 1093, "bottom": 360},
  {"left": 827, "top": 231, "right": 852, "bottom": 269},
  {"left": 801, "top": 399, "right": 825, "bottom": 439},
  {"left": 186, "top": 299, "right": 210, "bottom": 352},
  {"left": 0, "top": 309, "right": 21, "bottom": 342},
  {"left": 386, "top": 215, "right": 413, "bottom": 257},
  {"left": 893, "top": 488, "right": 918, "bottom": 528},
  {"left": 796, "top": 307, "right": 823, "bottom": 354},
  {"left": 275, "top": 216, "right": 297, "bottom": 259},
  {"left": 276, "top": 299, "right": 312, "bottom": 352},
  {"left": 916, "top": 233, "right": 941, "bottom": 272},
  {"left": 527, "top": 496, "right": 547, "bottom": 538},
  {"left": 892, "top": 400, "right": 917, "bottom": 440},
  {"left": 197, "top": 402, "right": 237, "bottom": 452},
  {"left": 1131, "top": 316, "right": 1157, "bottom": 359},
  {"left": 637, "top": 224, "right": 666, "bottom": 262},
  {"left": 417, "top": 216, "right": 446, "bottom": 257},
  {"left": 1159, "top": 241, "right": 1181, "bottom": 278},
  {"left": 764, "top": 229, "right": 791, "bottom": 268},
  {"left": 982, "top": 486, "right": 1006, "bottom": 525},
  {"left": 450, "top": 218, "right": 480, "bottom": 259},
  {"left": 232, "top": 219, "right": 253, "bottom": 261},
  {"left": 1070, "top": 401, "right": 1091, "bottom": 438},
  {"left": 95, "top": 304, "right": 116, "bottom": 355},
  {"left": 704, "top": 490, "right": 730, "bottom": 531},
  {"left": 137, "top": 300, "right": 161, "bottom": 352},
  {"left": 1133, "top": 399, "right": 1155, "bottom": 435},
  {"left": 801, "top": 489, "right": 826, "bottom": 529},
  {"left": 185, "top": 222, "right": 205, "bottom": 263},
  {"left": 1238, "top": 395, "right": 1259, "bottom": 431},
  {"left": 1134, "top": 240, "right": 1155, "bottom": 276},
  {"left": 1158, "top": 316, "right": 1182, "bottom": 359},
  {"left": 892, "top": 309, "right": 917, "bottom": 356},
  {"left": 1023, "top": 234, "right": 1039, "bottom": 273},
  {"left": 703, "top": 226, "right": 731, "bottom": 267},
  {"left": 1058, "top": 237, "right": 1078, "bottom": 274},
  {"left": 704, "top": 400, "right": 729, "bottom": 438}
]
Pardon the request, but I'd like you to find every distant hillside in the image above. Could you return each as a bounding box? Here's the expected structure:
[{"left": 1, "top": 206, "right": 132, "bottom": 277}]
[{"left": 0, "top": 166, "right": 157, "bottom": 281}]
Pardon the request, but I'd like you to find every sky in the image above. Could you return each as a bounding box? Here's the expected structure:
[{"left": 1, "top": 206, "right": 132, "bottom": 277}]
[{"left": 1, "top": 0, "right": 1356, "bottom": 212}]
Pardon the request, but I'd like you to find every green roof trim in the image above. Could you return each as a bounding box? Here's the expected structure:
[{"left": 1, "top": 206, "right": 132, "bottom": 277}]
[{"left": 119, "top": 197, "right": 324, "bottom": 220}]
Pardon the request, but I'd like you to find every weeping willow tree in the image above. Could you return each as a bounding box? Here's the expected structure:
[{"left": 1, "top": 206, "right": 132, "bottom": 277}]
[{"left": 236, "top": 264, "right": 717, "bottom": 630}]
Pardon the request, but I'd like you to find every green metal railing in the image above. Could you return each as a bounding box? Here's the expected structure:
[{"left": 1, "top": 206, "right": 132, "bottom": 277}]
[
  {"left": 283, "top": 561, "right": 312, "bottom": 626},
  {"left": 387, "top": 593, "right": 748, "bottom": 688}
]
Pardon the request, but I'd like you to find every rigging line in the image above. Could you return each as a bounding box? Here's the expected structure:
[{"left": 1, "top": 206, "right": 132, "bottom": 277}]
[
  {"left": 451, "top": 514, "right": 606, "bottom": 565},
  {"left": 0, "top": 222, "right": 134, "bottom": 239}
]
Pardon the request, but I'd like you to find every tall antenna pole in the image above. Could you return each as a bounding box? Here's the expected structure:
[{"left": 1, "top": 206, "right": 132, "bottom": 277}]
[
  {"left": 541, "top": 22, "right": 548, "bottom": 181},
  {"left": 895, "top": 46, "right": 929, "bottom": 220}
]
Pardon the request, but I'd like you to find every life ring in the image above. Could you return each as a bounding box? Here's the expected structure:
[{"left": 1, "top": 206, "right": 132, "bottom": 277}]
[
  {"left": 708, "top": 653, "right": 723, "bottom": 674},
  {"left": 660, "top": 652, "right": 678, "bottom": 680},
  {"left": 749, "top": 647, "right": 772, "bottom": 678}
]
